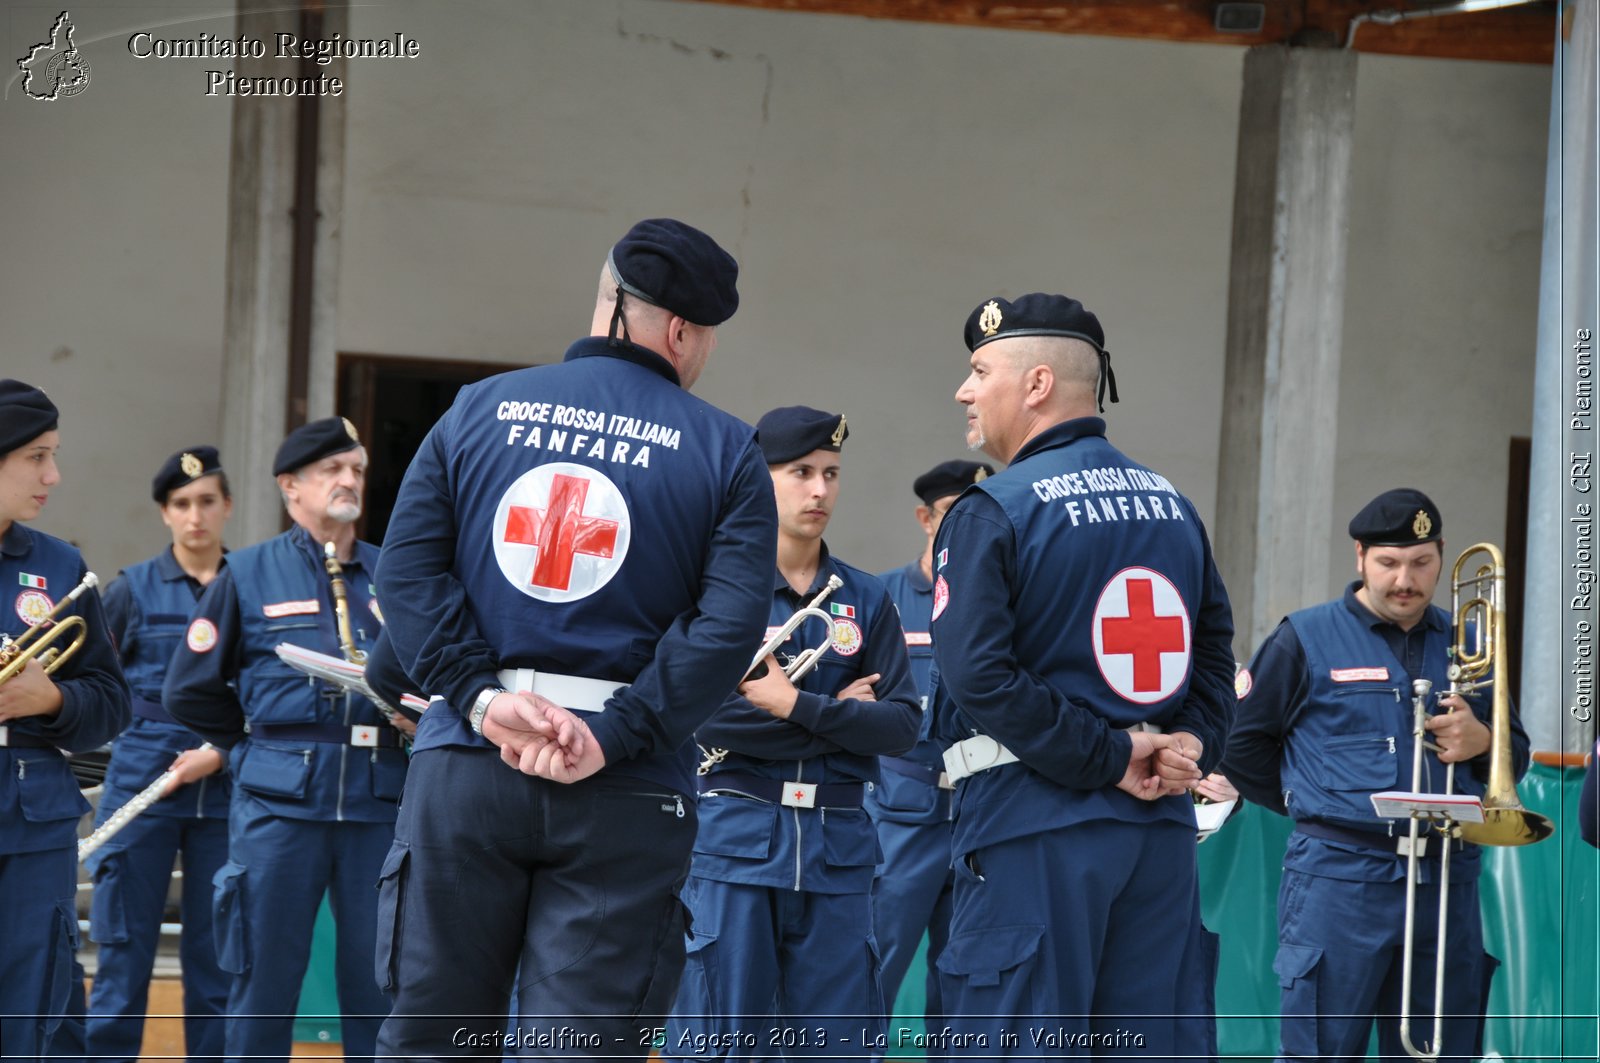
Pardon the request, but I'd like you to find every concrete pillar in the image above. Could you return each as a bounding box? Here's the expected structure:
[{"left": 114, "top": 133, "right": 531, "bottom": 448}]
[
  {"left": 1214, "top": 46, "right": 1358, "bottom": 659},
  {"left": 1524, "top": 1, "right": 1597, "bottom": 754},
  {"left": 219, "top": 0, "right": 347, "bottom": 545}
]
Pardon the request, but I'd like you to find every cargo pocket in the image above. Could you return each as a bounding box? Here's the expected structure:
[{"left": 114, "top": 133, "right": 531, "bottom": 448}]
[
  {"left": 373, "top": 843, "right": 409, "bottom": 995},
  {"left": 1273, "top": 943, "right": 1322, "bottom": 1059},
  {"left": 936, "top": 924, "right": 1045, "bottom": 1014},
  {"left": 677, "top": 927, "right": 722, "bottom": 1023},
  {"left": 369, "top": 748, "right": 407, "bottom": 803},
  {"left": 235, "top": 743, "right": 310, "bottom": 800},
  {"left": 212, "top": 861, "right": 250, "bottom": 975},
  {"left": 42, "top": 898, "right": 80, "bottom": 1031},
  {"left": 88, "top": 849, "right": 130, "bottom": 945}
]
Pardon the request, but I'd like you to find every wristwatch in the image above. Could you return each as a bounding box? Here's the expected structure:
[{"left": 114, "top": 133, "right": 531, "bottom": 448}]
[{"left": 468, "top": 687, "right": 505, "bottom": 736}]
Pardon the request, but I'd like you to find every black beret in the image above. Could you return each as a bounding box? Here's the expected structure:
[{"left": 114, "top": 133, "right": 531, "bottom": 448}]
[
  {"left": 1349, "top": 488, "right": 1442, "bottom": 546},
  {"left": 963, "top": 293, "right": 1105, "bottom": 354},
  {"left": 913, "top": 460, "right": 995, "bottom": 505},
  {"left": 0, "top": 379, "right": 59, "bottom": 456},
  {"left": 755, "top": 406, "right": 849, "bottom": 465},
  {"left": 152, "top": 446, "right": 224, "bottom": 503},
  {"left": 273, "top": 417, "right": 362, "bottom": 476},
  {"left": 608, "top": 218, "right": 739, "bottom": 327}
]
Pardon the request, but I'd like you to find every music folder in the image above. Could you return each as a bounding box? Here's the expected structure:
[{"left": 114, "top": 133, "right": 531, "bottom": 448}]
[{"left": 1371, "top": 790, "right": 1485, "bottom": 824}]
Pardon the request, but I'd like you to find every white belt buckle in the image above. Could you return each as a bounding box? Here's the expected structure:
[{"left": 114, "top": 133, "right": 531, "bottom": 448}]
[
  {"left": 0, "top": 725, "right": 9, "bottom": 747},
  {"left": 1397, "top": 834, "right": 1428, "bottom": 858},
  {"left": 937, "top": 771, "right": 953, "bottom": 790},
  {"left": 351, "top": 725, "right": 379, "bottom": 748},
  {"left": 781, "top": 782, "right": 817, "bottom": 809}
]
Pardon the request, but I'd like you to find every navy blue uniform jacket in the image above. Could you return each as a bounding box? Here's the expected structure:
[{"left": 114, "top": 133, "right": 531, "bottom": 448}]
[
  {"left": 376, "top": 338, "right": 778, "bottom": 794},
  {"left": 930, "top": 417, "right": 1235, "bottom": 856}
]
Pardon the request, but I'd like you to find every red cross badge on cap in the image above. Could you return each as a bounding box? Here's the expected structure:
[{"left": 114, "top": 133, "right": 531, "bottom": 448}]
[
  {"left": 493, "top": 462, "right": 632, "bottom": 603},
  {"left": 1091, "top": 567, "right": 1192, "bottom": 704}
]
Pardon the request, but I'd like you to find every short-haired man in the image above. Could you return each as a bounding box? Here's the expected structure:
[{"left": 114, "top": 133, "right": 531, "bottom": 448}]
[
  {"left": 165, "top": 418, "right": 405, "bottom": 1062},
  {"left": 87, "top": 446, "right": 234, "bottom": 1063},
  {"left": 1223, "top": 488, "right": 1530, "bottom": 1062},
  {"left": 373, "top": 218, "right": 778, "bottom": 1059},
  {"left": 930, "top": 295, "right": 1235, "bottom": 1056},
  {"left": 869, "top": 458, "right": 991, "bottom": 1050},
  {"left": 665, "top": 405, "right": 921, "bottom": 1062}
]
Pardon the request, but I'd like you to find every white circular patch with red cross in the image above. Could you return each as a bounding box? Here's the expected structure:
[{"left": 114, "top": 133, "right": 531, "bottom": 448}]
[
  {"left": 186, "top": 618, "right": 218, "bottom": 653},
  {"left": 492, "top": 462, "right": 632, "bottom": 603},
  {"left": 829, "top": 618, "right": 863, "bottom": 656},
  {"left": 1091, "top": 567, "right": 1192, "bottom": 704},
  {"left": 931, "top": 576, "right": 950, "bottom": 622},
  {"left": 15, "top": 590, "right": 53, "bottom": 627}
]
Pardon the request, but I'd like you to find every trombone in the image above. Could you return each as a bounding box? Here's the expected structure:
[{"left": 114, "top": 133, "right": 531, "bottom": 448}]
[
  {"left": 1397, "top": 543, "right": 1552, "bottom": 1062},
  {"left": 0, "top": 572, "right": 98, "bottom": 684},
  {"left": 698, "top": 575, "right": 845, "bottom": 775}
]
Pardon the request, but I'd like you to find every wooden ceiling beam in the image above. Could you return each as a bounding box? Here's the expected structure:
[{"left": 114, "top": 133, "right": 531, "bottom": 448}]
[{"left": 684, "top": 0, "right": 1554, "bottom": 65}]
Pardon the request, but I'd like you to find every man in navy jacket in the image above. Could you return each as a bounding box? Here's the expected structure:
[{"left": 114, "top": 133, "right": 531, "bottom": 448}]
[
  {"left": 374, "top": 219, "right": 778, "bottom": 1059},
  {"left": 930, "top": 296, "right": 1234, "bottom": 1059}
]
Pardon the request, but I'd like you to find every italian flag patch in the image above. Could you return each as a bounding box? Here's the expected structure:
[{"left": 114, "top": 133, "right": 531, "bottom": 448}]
[
  {"left": 18, "top": 573, "right": 46, "bottom": 590},
  {"left": 830, "top": 603, "right": 856, "bottom": 619}
]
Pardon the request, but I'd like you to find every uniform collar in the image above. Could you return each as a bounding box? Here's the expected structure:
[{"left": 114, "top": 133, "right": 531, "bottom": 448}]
[
  {"left": 1341, "top": 580, "right": 1446, "bottom": 634},
  {"left": 903, "top": 558, "right": 933, "bottom": 593},
  {"left": 154, "top": 544, "right": 226, "bottom": 584},
  {"left": 154, "top": 545, "right": 189, "bottom": 582},
  {"left": 1008, "top": 416, "right": 1107, "bottom": 466},
  {"left": 0, "top": 522, "right": 29, "bottom": 558},
  {"left": 289, "top": 522, "right": 365, "bottom": 571},
  {"left": 773, "top": 542, "right": 840, "bottom": 597},
  {"left": 563, "top": 336, "right": 681, "bottom": 386}
]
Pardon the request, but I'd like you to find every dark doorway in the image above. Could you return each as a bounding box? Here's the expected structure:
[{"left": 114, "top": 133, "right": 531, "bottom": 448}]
[{"left": 338, "top": 354, "right": 526, "bottom": 545}]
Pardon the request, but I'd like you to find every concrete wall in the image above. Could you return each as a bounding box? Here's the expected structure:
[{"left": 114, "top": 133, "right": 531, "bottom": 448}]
[{"left": 0, "top": 0, "right": 1548, "bottom": 605}]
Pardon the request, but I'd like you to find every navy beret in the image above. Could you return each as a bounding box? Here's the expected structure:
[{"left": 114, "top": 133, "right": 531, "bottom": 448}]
[
  {"left": 913, "top": 460, "right": 995, "bottom": 505},
  {"left": 964, "top": 293, "right": 1105, "bottom": 354},
  {"left": 1349, "top": 488, "right": 1442, "bottom": 546},
  {"left": 963, "top": 294, "right": 1118, "bottom": 410},
  {"left": 152, "top": 446, "right": 224, "bottom": 503},
  {"left": 0, "top": 379, "right": 59, "bottom": 457},
  {"left": 273, "top": 417, "right": 362, "bottom": 476},
  {"left": 608, "top": 218, "right": 739, "bottom": 327},
  {"left": 756, "top": 406, "right": 849, "bottom": 465}
]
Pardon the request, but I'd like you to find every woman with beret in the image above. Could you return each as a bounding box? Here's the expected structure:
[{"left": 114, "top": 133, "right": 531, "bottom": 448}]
[{"left": 0, "top": 378, "right": 131, "bottom": 1056}]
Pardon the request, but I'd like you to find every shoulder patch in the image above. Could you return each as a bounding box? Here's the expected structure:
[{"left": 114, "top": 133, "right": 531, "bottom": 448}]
[
  {"left": 186, "top": 618, "right": 218, "bottom": 653},
  {"left": 829, "top": 618, "right": 863, "bottom": 657},
  {"left": 931, "top": 576, "right": 950, "bottom": 622},
  {"left": 1234, "top": 667, "right": 1252, "bottom": 699}
]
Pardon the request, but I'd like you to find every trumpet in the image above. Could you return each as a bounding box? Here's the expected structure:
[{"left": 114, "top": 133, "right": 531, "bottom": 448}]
[
  {"left": 698, "top": 575, "right": 845, "bottom": 775},
  {"left": 0, "top": 572, "right": 98, "bottom": 684},
  {"left": 744, "top": 575, "right": 845, "bottom": 684}
]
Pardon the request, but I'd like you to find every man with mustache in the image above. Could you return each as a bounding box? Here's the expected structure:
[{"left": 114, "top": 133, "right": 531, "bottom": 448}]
[
  {"left": 166, "top": 418, "right": 408, "bottom": 1063},
  {"left": 1223, "top": 488, "right": 1530, "bottom": 1063}
]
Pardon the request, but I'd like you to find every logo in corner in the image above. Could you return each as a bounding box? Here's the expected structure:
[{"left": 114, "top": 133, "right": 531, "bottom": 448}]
[{"left": 18, "top": 12, "right": 92, "bottom": 101}]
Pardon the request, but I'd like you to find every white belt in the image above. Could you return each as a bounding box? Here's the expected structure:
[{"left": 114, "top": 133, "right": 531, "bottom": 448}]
[
  {"left": 942, "top": 735, "right": 1018, "bottom": 783},
  {"left": 942, "top": 721, "right": 1163, "bottom": 784},
  {"left": 497, "top": 669, "right": 627, "bottom": 714}
]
